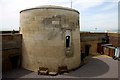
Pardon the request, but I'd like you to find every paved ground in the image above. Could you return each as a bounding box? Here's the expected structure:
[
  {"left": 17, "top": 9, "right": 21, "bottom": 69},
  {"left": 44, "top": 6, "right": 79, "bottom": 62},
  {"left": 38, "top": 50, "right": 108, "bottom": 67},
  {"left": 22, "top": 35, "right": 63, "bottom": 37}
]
[{"left": 2, "top": 55, "right": 119, "bottom": 79}]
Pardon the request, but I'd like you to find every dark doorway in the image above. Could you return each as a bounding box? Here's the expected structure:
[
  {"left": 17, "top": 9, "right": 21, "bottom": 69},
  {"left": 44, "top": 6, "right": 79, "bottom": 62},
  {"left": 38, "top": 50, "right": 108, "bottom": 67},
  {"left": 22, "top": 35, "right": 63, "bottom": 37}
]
[
  {"left": 85, "top": 44, "right": 91, "bottom": 56},
  {"left": 66, "top": 36, "right": 70, "bottom": 48},
  {"left": 10, "top": 55, "right": 19, "bottom": 69}
]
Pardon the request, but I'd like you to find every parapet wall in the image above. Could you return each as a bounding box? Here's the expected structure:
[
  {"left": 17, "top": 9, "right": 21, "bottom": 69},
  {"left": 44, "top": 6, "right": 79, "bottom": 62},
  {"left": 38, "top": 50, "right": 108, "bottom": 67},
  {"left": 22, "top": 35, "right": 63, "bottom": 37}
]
[
  {"left": 80, "top": 32, "right": 107, "bottom": 55},
  {"left": 108, "top": 33, "right": 120, "bottom": 47},
  {"left": 1, "top": 31, "right": 120, "bottom": 72},
  {"left": 1, "top": 33, "right": 22, "bottom": 72}
]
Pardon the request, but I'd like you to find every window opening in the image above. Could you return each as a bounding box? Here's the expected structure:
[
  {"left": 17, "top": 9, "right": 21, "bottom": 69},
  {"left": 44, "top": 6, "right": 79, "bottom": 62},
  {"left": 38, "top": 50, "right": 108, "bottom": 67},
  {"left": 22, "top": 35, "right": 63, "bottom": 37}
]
[{"left": 66, "top": 36, "right": 70, "bottom": 48}]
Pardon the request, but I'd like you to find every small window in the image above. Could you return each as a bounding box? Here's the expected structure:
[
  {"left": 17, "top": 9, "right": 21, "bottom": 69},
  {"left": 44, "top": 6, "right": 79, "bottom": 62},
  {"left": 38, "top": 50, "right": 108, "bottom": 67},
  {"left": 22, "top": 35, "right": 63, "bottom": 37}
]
[{"left": 66, "top": 36, "right": 70, "bottom": 48}]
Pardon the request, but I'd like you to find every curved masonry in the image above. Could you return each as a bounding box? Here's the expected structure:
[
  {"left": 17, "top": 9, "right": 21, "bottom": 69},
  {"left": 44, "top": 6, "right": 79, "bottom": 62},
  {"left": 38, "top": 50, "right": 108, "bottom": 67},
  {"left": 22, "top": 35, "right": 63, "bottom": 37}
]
[{"left": 20, "top": 5, "right": 81, "bottom": 72}]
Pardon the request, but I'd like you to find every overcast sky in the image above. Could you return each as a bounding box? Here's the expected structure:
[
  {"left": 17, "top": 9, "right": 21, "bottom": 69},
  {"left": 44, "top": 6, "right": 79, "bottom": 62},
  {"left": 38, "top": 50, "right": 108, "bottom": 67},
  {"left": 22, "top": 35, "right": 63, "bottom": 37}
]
[{"left": 0, "top": 0, "right": 119, "bottom": 32}]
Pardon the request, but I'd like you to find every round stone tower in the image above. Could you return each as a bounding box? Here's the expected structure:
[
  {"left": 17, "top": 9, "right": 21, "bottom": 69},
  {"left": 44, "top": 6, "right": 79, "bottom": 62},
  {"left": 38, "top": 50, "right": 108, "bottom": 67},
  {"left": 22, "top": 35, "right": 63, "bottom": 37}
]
[{"left": 20, "top": 5, "right": 81, "bottom": 72}]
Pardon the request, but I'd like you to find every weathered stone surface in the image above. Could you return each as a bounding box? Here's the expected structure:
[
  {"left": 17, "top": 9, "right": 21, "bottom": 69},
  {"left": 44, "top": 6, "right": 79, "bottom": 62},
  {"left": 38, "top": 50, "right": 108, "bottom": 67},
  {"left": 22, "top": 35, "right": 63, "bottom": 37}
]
[
  {"left": 2, "top": 34, "right": 22, "bottom": 50},
  {"left": 1, "top": 34, "right": 22, "bottom": 72},
  {"left": 80, "top": 32, "right": 107, "bottom": 55},
  {"left": 20, "top": 5, "right": 81, "bottom": 72},
  {"left": 108, "top": 33, "right": 120, "bottom": 47}
]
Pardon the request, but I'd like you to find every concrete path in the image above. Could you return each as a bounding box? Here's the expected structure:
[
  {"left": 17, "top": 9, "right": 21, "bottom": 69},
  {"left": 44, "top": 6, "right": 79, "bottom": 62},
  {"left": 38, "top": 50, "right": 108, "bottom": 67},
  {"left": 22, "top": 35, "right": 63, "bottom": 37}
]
[{"left": 2, "top": 55, "right": 119, "bottom": 80}]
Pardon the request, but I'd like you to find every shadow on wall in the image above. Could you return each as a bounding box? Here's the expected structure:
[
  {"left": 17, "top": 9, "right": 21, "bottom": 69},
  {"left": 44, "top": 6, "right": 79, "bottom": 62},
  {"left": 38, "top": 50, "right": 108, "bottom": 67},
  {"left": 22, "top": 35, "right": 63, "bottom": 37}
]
[
  {"left": 2, "top": 68, "right": 33, "bottom": 79},
  {"left": 64, "top": 57, "right": 109, "bottom": 77},
  {"left": 2, "top": 57, "right": 110, "bottom": 78}
]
